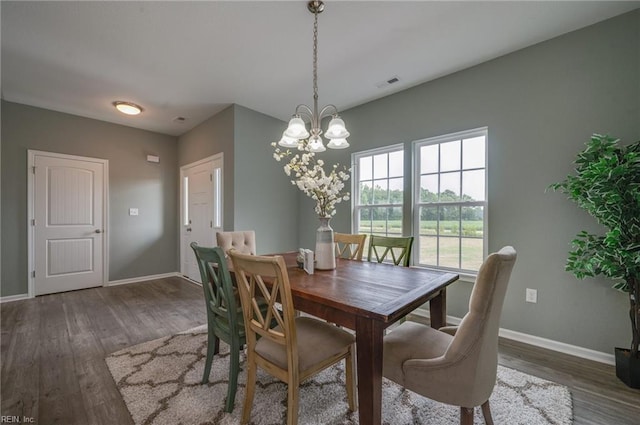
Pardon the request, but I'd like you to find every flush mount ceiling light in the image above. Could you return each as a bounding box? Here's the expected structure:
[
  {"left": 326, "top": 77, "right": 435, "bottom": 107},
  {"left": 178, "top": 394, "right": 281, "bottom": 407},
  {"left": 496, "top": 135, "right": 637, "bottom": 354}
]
[
  {"left": 113, "top": 101, "right": 143, "bottom": 116},
  {"left": 278, "top": 0, "right": 349, "bottom": 152}
]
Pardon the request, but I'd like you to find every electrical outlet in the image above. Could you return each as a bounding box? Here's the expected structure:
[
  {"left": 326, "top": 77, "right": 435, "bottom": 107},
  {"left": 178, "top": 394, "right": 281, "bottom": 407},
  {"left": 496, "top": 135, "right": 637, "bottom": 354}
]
[
  {"left": 129, "top": 208, "right": 139, "bottom": 216},
  {"left": 525, "top": 288, "right": 538, "bottom": 303}
]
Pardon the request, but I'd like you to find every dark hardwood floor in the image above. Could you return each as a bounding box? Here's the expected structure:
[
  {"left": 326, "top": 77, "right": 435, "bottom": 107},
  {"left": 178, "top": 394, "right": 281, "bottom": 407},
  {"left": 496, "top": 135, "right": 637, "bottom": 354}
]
[
  {"left": 496, "top": 339, "right": 640, "bottom": 425},
  {"left": 1, "top": 278, "right": 638, "bottom": 424}
]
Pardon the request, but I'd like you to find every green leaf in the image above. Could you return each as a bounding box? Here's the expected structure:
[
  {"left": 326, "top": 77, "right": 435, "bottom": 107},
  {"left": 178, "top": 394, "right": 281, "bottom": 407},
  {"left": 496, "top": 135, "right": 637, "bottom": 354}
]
[{"left": 550, "top": 134, "right": 640, "bottom": 293}]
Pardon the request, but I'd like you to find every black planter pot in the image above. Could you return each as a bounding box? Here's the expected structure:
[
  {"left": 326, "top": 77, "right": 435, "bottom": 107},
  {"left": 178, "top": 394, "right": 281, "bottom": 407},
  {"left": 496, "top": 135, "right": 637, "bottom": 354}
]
[{"left": 615, "top": 347, "right": 640, "bottom": 389}]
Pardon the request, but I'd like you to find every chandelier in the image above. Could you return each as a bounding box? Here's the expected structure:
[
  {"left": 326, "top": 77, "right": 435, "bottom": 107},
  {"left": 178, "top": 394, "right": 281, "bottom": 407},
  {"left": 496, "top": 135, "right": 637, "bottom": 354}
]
[{"left": 278, "top": 0, "right": 349, "bottom": 152}]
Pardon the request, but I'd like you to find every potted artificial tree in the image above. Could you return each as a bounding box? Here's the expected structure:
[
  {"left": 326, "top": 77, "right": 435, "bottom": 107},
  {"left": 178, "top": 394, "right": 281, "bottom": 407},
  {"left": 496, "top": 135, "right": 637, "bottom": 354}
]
[{"left": 550, "top": 134, "right": 639, "bottom": 389}]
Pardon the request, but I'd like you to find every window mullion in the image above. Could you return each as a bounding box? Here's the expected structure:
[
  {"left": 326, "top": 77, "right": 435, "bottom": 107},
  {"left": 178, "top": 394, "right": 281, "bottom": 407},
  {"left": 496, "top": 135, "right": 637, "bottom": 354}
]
[{"left": 459, "top": 142, "right": 463, "bottom": 269}]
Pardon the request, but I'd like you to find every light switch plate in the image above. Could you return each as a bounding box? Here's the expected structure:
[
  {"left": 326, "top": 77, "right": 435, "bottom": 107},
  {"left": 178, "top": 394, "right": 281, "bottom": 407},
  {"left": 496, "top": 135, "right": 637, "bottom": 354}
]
[
  {"left": 129, "top": 208, "right": 139, "bottom": 216},
  {"left": 525, "top": 288, "right": 537, "bottom": 303}
]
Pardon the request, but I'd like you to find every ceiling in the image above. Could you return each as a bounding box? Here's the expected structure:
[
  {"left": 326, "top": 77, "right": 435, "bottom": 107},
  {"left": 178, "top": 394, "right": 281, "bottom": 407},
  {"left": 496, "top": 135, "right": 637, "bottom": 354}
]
[{"left": 2, "top": 1, "right": 638, "bottom": 136}]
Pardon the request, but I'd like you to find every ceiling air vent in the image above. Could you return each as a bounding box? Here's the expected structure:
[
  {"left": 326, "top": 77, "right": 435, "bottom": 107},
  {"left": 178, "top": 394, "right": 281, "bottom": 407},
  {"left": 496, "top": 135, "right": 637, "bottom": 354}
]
[{"left": 375, "top": 76, "right": 400, "bottom": 89}]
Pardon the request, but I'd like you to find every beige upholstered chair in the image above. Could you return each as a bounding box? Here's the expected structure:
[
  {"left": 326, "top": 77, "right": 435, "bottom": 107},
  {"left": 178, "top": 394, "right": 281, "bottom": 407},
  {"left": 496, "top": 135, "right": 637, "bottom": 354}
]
[
  {"left": 383, "top": 246, "right": 517, "bottom": 425},
  {"left": 229, "top": 250, "right": 357, "bottom": 425},
  {"left": 216, "top": 231, "right": 256, "bottom": 255},
  {"left": 334, "top": 233, "right": 367, "bottom": 260}
]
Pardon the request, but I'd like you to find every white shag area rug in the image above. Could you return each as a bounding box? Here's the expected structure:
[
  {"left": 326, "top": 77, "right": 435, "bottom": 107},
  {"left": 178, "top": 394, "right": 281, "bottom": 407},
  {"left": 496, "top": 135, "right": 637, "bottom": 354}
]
[{"left": 105, "top": 325, "right": 573, "bottom": 425}]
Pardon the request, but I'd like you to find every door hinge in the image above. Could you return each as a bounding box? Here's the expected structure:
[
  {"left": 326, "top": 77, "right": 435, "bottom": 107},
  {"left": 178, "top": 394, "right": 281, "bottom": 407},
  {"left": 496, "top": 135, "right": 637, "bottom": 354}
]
[
  {"left": 31, "top": 219, "right": 36, "bottom": 226},
  {"left": 210, "top": 174, "right": 213, "bottom": 181},
  {"left": 32, "top": 166, "right": 36, "bottom": 174},
  {"left": 210, "top": 221, "right": 213, "bottom": 228},
  {"left": 32, "top": 270, "right": 36, "bottom": 278}
]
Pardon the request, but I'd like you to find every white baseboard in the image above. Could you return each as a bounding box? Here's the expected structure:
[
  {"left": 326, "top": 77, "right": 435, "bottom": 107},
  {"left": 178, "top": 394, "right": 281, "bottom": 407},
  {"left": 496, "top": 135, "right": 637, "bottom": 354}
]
[
  {"left": 107, "top": 272, "right": 182, "bottom": 286},
  {"left": 179, "top": 276, "right": 202, "bottom": 286},
  {"left": 2, "top": 273, "right": 192, "bottom": 301},
  {"left": 0, "top": 293, "right": 30, "bottom": 303},
  {"left": 411, "top": 309, "right": 615, "bottom": 366},
  {"left": 2, "top": 273, "right": 196, "bottom": 301},
  {"left": 498, "top": 326, "right": 615, "bottom": 365}
]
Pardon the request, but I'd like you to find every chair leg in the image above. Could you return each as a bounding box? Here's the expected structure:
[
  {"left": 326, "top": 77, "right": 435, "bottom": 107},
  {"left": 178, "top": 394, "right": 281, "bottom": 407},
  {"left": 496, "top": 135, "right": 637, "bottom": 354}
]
[
  {"left": 202, "top": 329, "right": 218, "bottom": 384},
  {"left": 241, "top": 355, "right": 257, "bottom": 425},
  {"left": 481, "top": 401, "right": 494, "bottom": 425},
  {"left": 224, "top": 338, "right": 241, "bottom": 413},
  {"left": 345, "top": 346, "right": 357, "bottom": 412},
  {"left": 460, "top": 406, "right": 474, "bottom": 425},
  {"left": 286, "top": 383, "right": 299, "bottom": 425}
]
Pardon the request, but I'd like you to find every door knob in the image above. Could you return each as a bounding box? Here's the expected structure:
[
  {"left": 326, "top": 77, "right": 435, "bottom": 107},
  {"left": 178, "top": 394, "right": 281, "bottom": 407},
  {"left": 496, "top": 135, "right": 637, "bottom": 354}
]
[
  {"left": 186, "top": 227, "right": 192, "bottom": 232},
  {"left": 95, "top": 229, "right": 102, "bottom": 234}
]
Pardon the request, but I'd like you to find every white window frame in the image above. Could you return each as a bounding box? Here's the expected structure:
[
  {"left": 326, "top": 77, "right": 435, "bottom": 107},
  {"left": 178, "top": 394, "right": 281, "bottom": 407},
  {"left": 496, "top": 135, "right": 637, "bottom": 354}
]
[
  {"left": 412, "top": 127, "right": 488, "bottom": 274},
  {"left": 351, "top": 143, "right": 405, "bottom": 237}
]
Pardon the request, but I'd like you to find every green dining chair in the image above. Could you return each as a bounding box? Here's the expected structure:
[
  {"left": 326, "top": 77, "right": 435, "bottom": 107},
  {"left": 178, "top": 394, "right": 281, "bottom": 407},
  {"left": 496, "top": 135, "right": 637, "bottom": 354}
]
[
  {"left": 190, "top": 243, "right": 244, "bottom": 413},
  {"left": 367, "top": 235, "right": 414, "bottom": 267}
]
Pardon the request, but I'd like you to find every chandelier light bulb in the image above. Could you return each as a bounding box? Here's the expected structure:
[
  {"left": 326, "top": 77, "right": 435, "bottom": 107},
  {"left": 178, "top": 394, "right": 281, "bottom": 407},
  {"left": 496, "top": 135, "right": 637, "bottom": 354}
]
[
  {"left": 278, "top": 132, "right": 300, "bottom": 148},
  {"left": 324, "top": 116, "right": 350, "bottom": 139},
  {"left": 327, "top": 138, "right": 349, "bottom": 149},
  {"left": 308, "top": 135, "right": 326, "bottom": 152},
  {"left": 284, "top": 116, "right": 310, "bottom": 139}
]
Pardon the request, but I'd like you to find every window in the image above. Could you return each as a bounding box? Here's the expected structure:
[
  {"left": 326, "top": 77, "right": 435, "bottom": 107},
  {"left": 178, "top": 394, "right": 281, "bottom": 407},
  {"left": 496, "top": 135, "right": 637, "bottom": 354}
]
[
  {"left": 413, "top": 128, "right": 487, "bottom": 272},
  {"left": 351, "top": 129, "right": 487, "bottom": 274},
  {"left": 352, "top": 144, "right": 404, "bottom": 239},
  {"left": 213, "top": 167, "right": 222, "bottom": 228},
  {"left": 183, "top": 176, "right": 189, "bottom": 226}
]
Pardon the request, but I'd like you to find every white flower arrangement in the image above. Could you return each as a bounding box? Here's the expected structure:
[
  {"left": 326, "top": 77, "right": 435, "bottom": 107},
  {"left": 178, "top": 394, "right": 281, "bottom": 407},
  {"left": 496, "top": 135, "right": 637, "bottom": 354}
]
[{"left": 271, "top": 140, "right": 350, "bottom": 218}]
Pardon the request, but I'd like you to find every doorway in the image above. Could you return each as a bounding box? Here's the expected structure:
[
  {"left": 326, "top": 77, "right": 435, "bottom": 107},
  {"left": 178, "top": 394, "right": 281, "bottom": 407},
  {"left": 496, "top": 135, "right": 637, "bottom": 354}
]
[
  {"left": 180, "top": 154, "right": 223, "bottom": 282},
  {"left": 28, "top": 150, "right": 109, "bottom": 296}
]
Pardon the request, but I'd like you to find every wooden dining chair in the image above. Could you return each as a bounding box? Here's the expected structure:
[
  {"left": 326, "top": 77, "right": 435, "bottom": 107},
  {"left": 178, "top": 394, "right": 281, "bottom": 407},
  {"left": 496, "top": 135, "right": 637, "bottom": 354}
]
[
  {"left": 383, "top": 246, "right": 517, "bottom": 425},
  {"left": 216, "top": 230, "right": 256, "bottom": 255},
  {"left": 229, "top": 250, "right": 357, "bottom": 425},
  {"left": 190, "top": 243, "right": 245, "bottom": 412},
  {"left": 367, "top": 234, "right": 414, "bottom": 267},
  {"left": 334, "top": 233, "right": 367, "bottom": 260}
]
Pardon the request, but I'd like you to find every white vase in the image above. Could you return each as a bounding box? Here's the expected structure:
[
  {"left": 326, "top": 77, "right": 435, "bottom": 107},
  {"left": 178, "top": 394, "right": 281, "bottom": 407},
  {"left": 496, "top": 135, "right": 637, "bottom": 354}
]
[{"left": 315, "top": 217, "right": 336, "bottom": 270}]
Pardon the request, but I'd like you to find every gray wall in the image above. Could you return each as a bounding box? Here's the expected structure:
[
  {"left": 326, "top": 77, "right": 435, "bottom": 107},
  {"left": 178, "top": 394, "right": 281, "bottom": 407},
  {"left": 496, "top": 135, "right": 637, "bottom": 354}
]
[
  {"left": 178, "top": 105, "right": 236, "bottom": 231},
  {"left": 1, "top": 101, "right": 179, "bottom": 296},
  {"left": 298, "top": 10, "right": 640, "bottom": 354},
  {"left": 177, "top": 104, "right": 299, "bottom": 255},
  {"left": 233, "top": 104, "right": 299, "bottom": 254}
]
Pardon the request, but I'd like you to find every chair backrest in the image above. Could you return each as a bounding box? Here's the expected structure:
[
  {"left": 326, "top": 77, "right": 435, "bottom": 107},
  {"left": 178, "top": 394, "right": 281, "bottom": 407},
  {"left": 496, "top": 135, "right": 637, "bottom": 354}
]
[
  {"left": 229, "top": 251, "right": 297, "bottom": 360},
  {"left": 437, "top": 246, "right": 517, "bottom": 402},
  {"left": 367, "top": 235, "right": 414, "bottom": 266},
  {"left": 216, "top": 231, "right": 256, "bottom": 255},
  {"left": 190, "top": 243, "right": 241, "bottom": 336},
  {"left": 334, "top": 233, "right": 367, "bottom": 260}
]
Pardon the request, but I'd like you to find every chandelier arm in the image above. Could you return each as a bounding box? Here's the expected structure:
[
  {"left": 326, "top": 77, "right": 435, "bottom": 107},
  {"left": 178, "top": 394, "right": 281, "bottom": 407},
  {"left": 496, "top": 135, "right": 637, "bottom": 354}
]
[
  {"left": 318, "top": 104, "right": 339, "bottom": 120},
  {"left": 294, "top": 104, "right": 314, "bottom": 119},
  {"left": 294, "top": 105, "right": 318, "bottom": 131}
]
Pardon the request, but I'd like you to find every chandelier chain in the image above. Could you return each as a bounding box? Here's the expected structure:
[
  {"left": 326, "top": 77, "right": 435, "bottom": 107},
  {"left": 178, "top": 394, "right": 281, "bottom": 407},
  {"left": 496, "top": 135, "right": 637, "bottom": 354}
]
[{"left": 312, "top": 8, "right": 319, "bottom": 105}]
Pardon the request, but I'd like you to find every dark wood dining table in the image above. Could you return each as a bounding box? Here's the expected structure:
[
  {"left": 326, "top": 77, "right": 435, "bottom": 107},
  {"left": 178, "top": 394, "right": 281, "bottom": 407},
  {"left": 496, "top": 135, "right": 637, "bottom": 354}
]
[{"left": 272, "top": 252, "right": 460, "bottom": 425}]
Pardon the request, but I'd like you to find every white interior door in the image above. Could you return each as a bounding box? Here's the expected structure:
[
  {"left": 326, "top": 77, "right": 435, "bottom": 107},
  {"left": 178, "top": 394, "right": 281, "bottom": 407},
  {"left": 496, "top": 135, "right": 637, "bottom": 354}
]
[
  {"left": 31, "top": 152, "right": 107, "bottom": 296},
  {"left": 181, "top": 154, "right": 223, "bottom": 282}
]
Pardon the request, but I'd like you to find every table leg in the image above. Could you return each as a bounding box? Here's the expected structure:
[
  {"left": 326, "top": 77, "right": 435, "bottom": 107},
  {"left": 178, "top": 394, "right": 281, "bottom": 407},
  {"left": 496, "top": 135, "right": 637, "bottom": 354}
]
[
  {"left": 428, "top": 288, "right": 447, "bottom": 329},
  {"left": 355, "top": 316, "right": 384, "bottom": 425}
]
